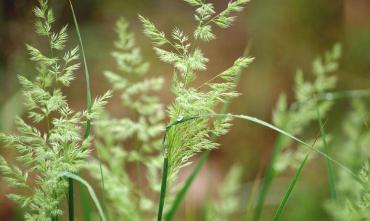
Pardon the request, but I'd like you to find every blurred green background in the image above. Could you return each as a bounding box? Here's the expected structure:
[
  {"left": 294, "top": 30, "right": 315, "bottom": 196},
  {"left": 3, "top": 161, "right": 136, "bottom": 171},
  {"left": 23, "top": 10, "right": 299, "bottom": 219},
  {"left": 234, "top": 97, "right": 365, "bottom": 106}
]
[{"left": 1, "top": 0, "right": 370, "bottom": 220}]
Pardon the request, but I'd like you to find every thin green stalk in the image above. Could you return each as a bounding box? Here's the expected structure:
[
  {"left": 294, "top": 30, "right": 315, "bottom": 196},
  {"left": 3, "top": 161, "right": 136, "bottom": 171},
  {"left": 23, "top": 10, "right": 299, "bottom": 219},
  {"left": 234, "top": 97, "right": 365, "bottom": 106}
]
[
  {"left": 68, "top": 178, "right": 74, "bottom": 221},
  {"left": 61, "top": 172, "right": 107, "bottom": 221},
  {"left": 316, "top": 105, "right": 338, "bottom": 203},
  {"left": 157, "top": 157, "right": 169, "bottom": 221},
  {"left": 272, "top": 154, "right": 309, "bottom": 221},
  {"left": 252, "top": 134, "right": 284, "bottom": 221},
  {"left": 68, "top": 1, "right": 99, "bottom": 221},
  {"left": 68, "top": 0, "right": 92, "bottom": 138},
  {"left": 80, "top": 187, "right": 92, "bottom": 221}
]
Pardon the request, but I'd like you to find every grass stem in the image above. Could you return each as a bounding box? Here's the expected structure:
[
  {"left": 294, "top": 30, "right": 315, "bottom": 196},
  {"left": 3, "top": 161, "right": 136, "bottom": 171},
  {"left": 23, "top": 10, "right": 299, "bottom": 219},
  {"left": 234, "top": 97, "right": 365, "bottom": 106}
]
[
  {"left": 68, "top": 178, "right": 74, "bottom": 221},
  {"left": 252, "top": 134, "right": 284, "bottom": 221},
  {"left": 157, "top": 157, "right": 169, "bottom": 221}
]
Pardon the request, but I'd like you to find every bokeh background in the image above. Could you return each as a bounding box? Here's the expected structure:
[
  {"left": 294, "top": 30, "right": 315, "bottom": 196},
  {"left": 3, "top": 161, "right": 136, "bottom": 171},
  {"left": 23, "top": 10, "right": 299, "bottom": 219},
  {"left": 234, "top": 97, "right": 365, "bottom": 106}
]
[{"left": 1, "top": 0, "right": 370, "bottom": 220}]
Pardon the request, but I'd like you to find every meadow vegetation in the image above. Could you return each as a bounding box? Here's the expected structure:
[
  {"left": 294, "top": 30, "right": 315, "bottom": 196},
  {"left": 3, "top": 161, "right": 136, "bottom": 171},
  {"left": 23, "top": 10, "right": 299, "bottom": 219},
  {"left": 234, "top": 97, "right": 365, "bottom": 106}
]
[{"left": 0, "top": 0, "right": 369, "bottom": 221}]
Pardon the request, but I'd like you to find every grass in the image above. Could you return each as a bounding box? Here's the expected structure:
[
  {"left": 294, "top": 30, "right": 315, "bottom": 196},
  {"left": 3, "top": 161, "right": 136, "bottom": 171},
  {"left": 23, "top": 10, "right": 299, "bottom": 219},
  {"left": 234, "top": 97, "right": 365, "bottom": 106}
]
[
  {"left": 2, "top": 1, "right": 370, "bottom": 221},
  {"left": 68, "top": 1, "right": 103, "bottom": 221},
  {"left": 157, "top": 157, "right": 169, "bottom": 221},
  {"left": 157, "top": 112, "right": 358, "bottom": 221},
  {"left": 252, "top": 134, "right": 284, "bottom": 221},
  {"left": 251, "top": 90, "right": 370, "bottom": 221},
  {"left": 271, "top": 154, "right": 309, "bottom": 221},
  {"left": 61, "top": 172, "right": 107, "bottom": 221}
]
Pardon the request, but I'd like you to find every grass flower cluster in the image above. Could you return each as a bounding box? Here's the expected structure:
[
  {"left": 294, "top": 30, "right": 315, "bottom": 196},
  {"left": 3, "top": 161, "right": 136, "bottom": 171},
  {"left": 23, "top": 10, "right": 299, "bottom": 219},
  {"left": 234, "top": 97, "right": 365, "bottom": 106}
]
[
  {"left": 0, "top": 0, "right": 109, "bottom": 220},
  {"left": 0, "top": 0, "right": 369, "bottom": 221}
]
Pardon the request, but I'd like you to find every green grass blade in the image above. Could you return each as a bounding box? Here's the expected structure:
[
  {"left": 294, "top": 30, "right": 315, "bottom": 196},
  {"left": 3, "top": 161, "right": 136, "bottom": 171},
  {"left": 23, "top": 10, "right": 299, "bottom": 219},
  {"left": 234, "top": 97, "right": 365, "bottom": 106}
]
[
  {"left": 316, "top": 106, "right": 338, "bottom": 202},
  {"left": 68, "top": 178, "right": 74, "bottom": 221},
  {"left": 80, "top": 187, "right": 93, "bottom": 221},
  {"left": 272, "top": 154, "right": 309, "bottom": 221},
  {"left": 157, "top": 157, "right": 169, "bottom": 221},
  {"left": 216, "top": 114, "right": 356, "bottom": 177},
  {"left": 61, "top": 172, "right": 107, "bottom": 221},
  {"left": 68, "top": 0, "right": 92, "bottom": 128},
  {"left": 68, "top": 1, "right": 99, "bottom": 221},
  {"left": 156, "top": 127, "right": 172, "bottom": 221},
  {"left": 252, "top": 134, "right": 284, "bottom": 221}
]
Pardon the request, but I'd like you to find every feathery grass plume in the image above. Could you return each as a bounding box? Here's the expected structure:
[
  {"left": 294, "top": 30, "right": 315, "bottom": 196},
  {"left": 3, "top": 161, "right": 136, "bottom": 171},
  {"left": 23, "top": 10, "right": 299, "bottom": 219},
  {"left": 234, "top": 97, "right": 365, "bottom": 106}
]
[
  {"left": 273, "top": 43, "right": 341, "bottom": 172},
  {"left": 268, "top": 44, "right": 339, "bottom": 169},
  {"left": 326, "top": 100, "right": 370, "bottom": 220},
  {"left": 140, "top": 0, "right": 252, "bottom": 183},
  {"left": 0, "top": 1, "right": 109, "bottom": 220},
  {"left": 205, "top": 165, "right": 243, "bottom": 221},
  {"left": 253, "top": 43, "right": 341, "bottom": 221},
  {"left": 140, "top": 1, "right": 251, "bottom": 220},
  {"left": 184, "top": 0, "right": 250, "bottom": 41},
  {"left": 87, "top": 17, "right": 165, "bottom": 220}
]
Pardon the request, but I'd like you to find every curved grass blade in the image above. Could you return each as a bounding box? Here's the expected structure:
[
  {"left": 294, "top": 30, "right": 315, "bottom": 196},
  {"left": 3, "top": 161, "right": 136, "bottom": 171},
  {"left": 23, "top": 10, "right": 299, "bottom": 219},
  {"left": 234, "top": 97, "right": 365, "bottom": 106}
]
[
  {"left": 272, "top": 154, "right": 309, "bottom": 221},
  {"left": 167, "top": 113, "right": 358, "bottom": 179},
  {"left": 68, "top": 1, "right": 103, "bottom": 221},
  {"left": 215, "top": 114, "right": 357, "bottom": 178},
  {"left": 61, "top": 172, "right": 107, "bottom": 221},
  {"left": 68, "top": 0, "right": 92, "bottom": 130}
]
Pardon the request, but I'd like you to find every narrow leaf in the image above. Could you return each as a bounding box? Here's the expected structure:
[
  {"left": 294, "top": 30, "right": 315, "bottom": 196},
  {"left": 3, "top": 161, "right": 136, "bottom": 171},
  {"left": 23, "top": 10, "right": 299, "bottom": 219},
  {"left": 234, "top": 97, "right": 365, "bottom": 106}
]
[
  {"left": 272, "top": 154, "right": 309, "bottom": 221},
  {"left": 61, "top": 172, "right": 107, "bottom": 221}
]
